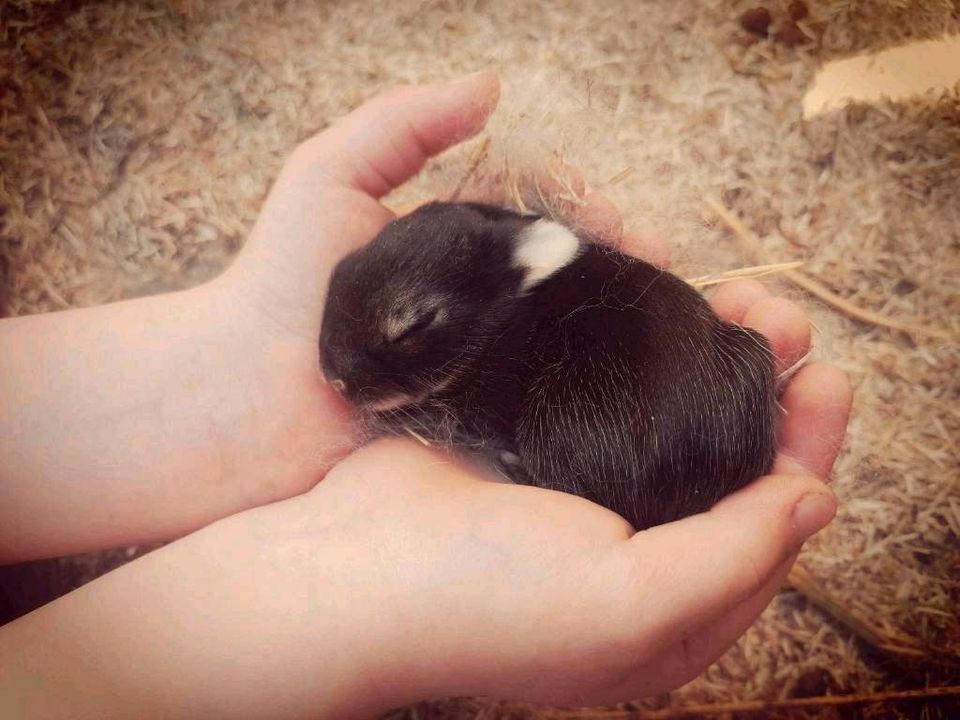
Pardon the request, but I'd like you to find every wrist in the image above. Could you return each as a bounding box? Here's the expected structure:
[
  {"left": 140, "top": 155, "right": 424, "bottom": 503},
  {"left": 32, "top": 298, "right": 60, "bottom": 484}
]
[
  {"left": 0, "top": 504, "right": 395, "bottom": 720},
  {"left": 0, "top": 285, "right": 234, "bottom": 560}
]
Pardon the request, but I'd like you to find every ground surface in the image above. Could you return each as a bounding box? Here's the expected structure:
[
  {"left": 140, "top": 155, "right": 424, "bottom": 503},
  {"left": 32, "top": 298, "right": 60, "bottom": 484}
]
[{"left": 1, "top": 1, "right": 958, "bottom": 718}]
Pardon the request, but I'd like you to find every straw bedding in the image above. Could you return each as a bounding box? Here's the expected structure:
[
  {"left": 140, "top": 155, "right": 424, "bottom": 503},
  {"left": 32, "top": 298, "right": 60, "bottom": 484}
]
[{"left": 0, "top": 0, "right": 957, "bottom": 717}]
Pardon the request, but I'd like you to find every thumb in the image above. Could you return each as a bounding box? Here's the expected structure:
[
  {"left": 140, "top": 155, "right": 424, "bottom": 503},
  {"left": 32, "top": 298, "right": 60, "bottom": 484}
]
[
  {"left": 293, "top": 69, "right": 501, "bottom": 196},
  {"left": 234, "top": 71, "right": 499, "bottom": 336},
  {"left": 616, "top": 473, "right": 836, "bottom": 638}
]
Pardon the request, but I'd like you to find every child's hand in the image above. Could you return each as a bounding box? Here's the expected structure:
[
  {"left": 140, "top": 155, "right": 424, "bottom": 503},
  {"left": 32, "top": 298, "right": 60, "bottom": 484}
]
[
  {"left": 196, "top": 70, "right": 671, "bottom": 508},
  {"left": 3, "top": 323, "right": 847, "bottom": 717},
  {"left": 295, "top": 284, "right": 850, "bottom": 708}
]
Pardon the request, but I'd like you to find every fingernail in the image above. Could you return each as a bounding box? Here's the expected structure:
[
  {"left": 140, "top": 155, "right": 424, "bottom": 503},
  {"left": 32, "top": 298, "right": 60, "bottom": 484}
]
[{"left": 792, "top": 491, "right": 837, "bottom": 543}]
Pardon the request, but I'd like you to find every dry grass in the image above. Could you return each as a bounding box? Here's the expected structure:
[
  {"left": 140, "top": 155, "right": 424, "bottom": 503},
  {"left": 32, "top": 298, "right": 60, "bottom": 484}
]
[{"left": 1, "top": 0, "right": 957, "bottom": 718}]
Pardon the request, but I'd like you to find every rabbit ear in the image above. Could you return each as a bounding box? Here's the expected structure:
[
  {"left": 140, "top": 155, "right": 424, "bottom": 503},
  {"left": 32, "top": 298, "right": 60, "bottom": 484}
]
[{"left": 512, "top": 219, "right": 582, "bottom": 292}]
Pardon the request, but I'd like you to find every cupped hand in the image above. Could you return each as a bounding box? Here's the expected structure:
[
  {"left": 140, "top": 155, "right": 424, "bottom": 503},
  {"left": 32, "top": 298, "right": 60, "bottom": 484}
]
[
  {"left": 52, "top": 298, "right": 848, "bottom": 717},
  {"left": 0, "top": 72, "right": 506, "bottom": 562},
  {"left": 191, "top": 71, "right": 503, "bottom": 505},
  {"left": 193, "top": 73, "right": 851, "bottom": 708},
  {"left": 200, "top": 69, "right": 680, "bottom": 508},
  {"left": 294, "top": 283, "right": 852, "bottom": 708},
  {"left": 181, "top": 67, "right": 850, "bottom": 708}
]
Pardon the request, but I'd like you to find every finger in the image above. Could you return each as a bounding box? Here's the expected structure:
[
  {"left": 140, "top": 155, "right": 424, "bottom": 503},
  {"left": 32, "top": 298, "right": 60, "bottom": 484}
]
[
  {"left": 774, "top": 362, "right": 852, "bottom": 478},
  {"left": 741, "top": 297, "right": 812, "bottom": 376},
  {"left": 533, "top": 160, "right": 587, "bottom": 205},
  {"left": 710, "top": 280, "right": 771, "bottom": 324},
  {"left": 235, "top": 73, "right": 498, "bottom": 333},
  {"left": 681, "top": 550, "right": 796, "bottom": 663},
  {"left": 504, "top": 158, "right": 586, "bottom": 214},
  {"left": 602, "top": 552, "right": 798, "bottom": 699},
  {"left": 568, "top": 191, "right": 624, "bottom": 243},
  {"left": 295, "top": 70, "right": 500, "bottom": 197},
  {"left": 520, "top": 164, "right": 623, "bottom": 244},
  {"left": 525, "top": 169, "right": 623, "bottom": 243},
  {"left": 621, "top": 230, "right": 671, "bottom": 269},
  {"left": 396, "top": 189, "right": 672, "bottom": 269},
  {"left": 616, "top": 473, "right": 835, "bottom": 641},
  {"left": 646, "top": 551, "right": 797, "bottom": 694}
]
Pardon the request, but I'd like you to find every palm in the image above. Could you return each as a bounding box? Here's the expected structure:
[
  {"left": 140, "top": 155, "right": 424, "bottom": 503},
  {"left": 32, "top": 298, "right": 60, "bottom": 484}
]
[
  {"left": 201, "top": 187, "right": 400, "bottom": 499},
  {"left": 205, "top": 72, "right": 844, "bottom": 508},
  {"left": 302, "top": 382, "right": 846, "bottom": 709}
]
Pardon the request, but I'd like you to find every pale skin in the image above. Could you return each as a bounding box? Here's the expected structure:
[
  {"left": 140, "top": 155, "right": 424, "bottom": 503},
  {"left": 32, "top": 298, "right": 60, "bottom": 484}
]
[{"left": 0, "top": 71, "right": 852, "bottom": 718}]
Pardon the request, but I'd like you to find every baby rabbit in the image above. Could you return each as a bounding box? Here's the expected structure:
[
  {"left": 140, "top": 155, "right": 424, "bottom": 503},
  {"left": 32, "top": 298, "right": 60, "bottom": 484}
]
[{"left": 320, "top": 201, "right": 777, "bottom": 530}]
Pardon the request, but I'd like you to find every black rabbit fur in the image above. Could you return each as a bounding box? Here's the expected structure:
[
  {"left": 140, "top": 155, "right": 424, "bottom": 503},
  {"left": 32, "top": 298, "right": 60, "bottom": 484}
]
[{"left": 320, "top": 201, "right": 777, "bottom": 530}]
